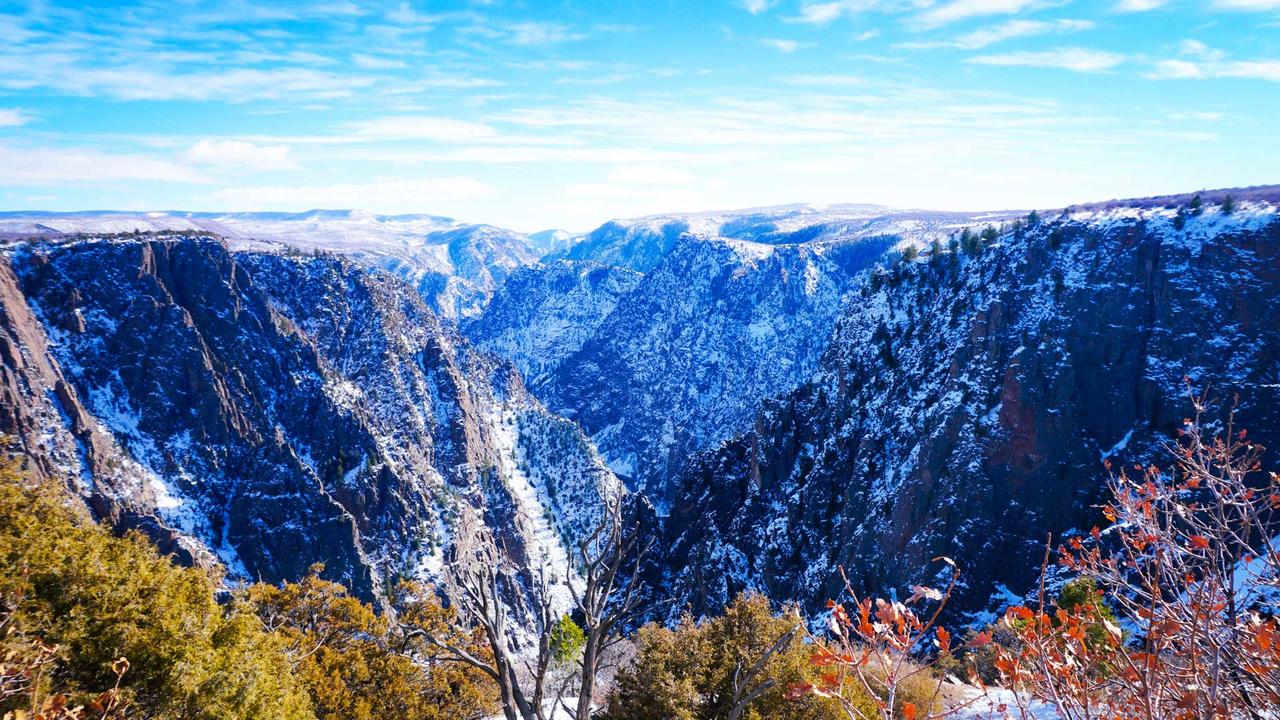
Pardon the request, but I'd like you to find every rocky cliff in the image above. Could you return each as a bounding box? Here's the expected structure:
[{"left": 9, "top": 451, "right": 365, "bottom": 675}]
[
  {"left": 0, "top": 236, "right": 616, "bottom": 613},
  {"left": 660, "top": 200, "right": 1280, "bottom": 618}
]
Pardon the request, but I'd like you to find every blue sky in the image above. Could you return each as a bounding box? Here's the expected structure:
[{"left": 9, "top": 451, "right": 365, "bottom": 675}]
[{"left": 1, "top": 0, "right": 1278, "bottom": 231}]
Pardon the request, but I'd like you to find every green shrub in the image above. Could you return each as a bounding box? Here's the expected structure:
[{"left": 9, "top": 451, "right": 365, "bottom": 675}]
[{"left": 0, "top": 463, "right": 315, "bottom": 720}]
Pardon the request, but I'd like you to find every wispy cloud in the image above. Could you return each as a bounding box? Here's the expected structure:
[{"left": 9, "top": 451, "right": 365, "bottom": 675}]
[
  {"left": 182, "top": 139, "right": 296, "bottom": 171},
  {"left": 0, "top": 144, "right": 205, "bottom": 185},
  {"left": 1213, "top": 0, "right": 1280, "bottom": 9},
  {"left": 607, "top": 164, "right": 695, "bottom": 184},
  {"left": 1146, "top": 40, "right": 1280, "bottom": 82},
  {"left": 739, "top": 0, "right": 777, "bottom": 14},
  {"left": 915, "top": 0, "right": 1047, "bottom": 28},
  {"left": 1115, "top": 0, "right": 1169, "bottom": 11},
  {"left": 505, "top": 21, "right": 588, "bottom": 45},
  {"left": 1149, "top": 58, "right": 1280, "bottom": 82},
  {"left": 762, "top": 38, "right": 815, "bottom": 52},
  {"left": 958, "top": 19, "right": 1094, "bottom": 48},
  {"left": 343, "top": 116, "right": 500, "bottom": 142},
  {"left": 351, "top": 53, "right": 407, "bottom": 70},
  {"left": 0, "top": 109, "right": 32, "bottom": 127},
  {"left": 781, "top": 74, "right": 867, "bottom": 86},
  {"left": 790, "top": 1, "right": 879, "bottom": 25},
  {"left": 968, "top": 47, "right": 1126, "bottom": 72}
]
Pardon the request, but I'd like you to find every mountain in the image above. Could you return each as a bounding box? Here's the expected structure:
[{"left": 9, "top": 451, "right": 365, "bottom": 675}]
[
  {"left": 474, "top": 205, "right": 1025, "bottom": 501},
  {"left": 657, "top": 197, "right": 1280, "bottom": 618},
  {"left": 527, "top": 229, "right": 575, "bottom": 256},
  {"left": 5, "top": 189, "right": 1278, "bottom": 630},
  {"left": 551, "top": 204, "right": 1022, "bottom": 273},
  {"left": 0, "top": 235, "right": 616, "bottom": 616},
  {"left": 0, "top": 210, "right": 538, "bottom": 322},
  {"left": 463, "top": 259, "right": 645, "bottom": 379},
  {"left": 535, "top": 234, "right": 892, "bottom": 499}
]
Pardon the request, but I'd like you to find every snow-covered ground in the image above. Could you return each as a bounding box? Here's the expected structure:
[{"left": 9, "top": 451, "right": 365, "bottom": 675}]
[{"left": 948, "top": 687, "right": 1060, "bottom": 719}]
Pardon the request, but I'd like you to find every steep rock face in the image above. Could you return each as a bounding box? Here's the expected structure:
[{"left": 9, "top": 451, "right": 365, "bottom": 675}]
[
  {"left": 1, "top": 237, "right": 615, "bottom": 610},
  {"left": 464, "top": 260, "right": 644, "bottom": 380},
  {"left": 12, "top": 238, "right": 375, "bottom": 592},
  {"left": 661, "top": 203, "right": 1280, "bottom": 617},
  {"left": 0, "top": 256, "right": 208, "bottom": 565},
  {"left": 538, "top": 233, "right": 895, "bottom": 499}
]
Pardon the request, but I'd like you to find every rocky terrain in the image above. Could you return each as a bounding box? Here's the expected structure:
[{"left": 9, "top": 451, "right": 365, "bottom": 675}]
[
  {"left": 659, "top": 197, "right": 1280, "bottom": 618},
  {"left": 2, "top": 190, "right": 1278, "bottom": 625},
  {"left": 0, "top": 235, "right": 616, "bottom": 616},
  {"left": 472, "top": 205, "right": 1024, "bottom": 499},
  {"left": 0, "top": 210, "right": 538, "bottom": 321}
]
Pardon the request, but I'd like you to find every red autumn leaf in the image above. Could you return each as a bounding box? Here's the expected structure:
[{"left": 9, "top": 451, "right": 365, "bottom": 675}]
[
  {"left": 935, "top": 626, "right": 952, "bottom": 653},
  {"left": 1188, "top": 535, "right": 1210, "bottom": 550},
  {"left": 968, "top": 630, "right": 992, "bottom": 648}
]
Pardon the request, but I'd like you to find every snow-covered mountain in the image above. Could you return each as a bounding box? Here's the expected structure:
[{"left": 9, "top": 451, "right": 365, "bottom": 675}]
[
  {"left": 463, "top": 260, "right": 644, "bottom": 379},
  {"left": 658, "top": 196, "right": 1280, "bottom": 618},
  {"left": 551, "top": 204, "right": 1023, "bottom": 273},
  {"left": 4, "top": 188, "right": 1279, "bottom": 625},
  {"left": 0, "top": 235, "right": 616, "bottom": 622},
  {"left": 0, "top": 210, "right": 539, "bottom": 321},
  {"left": 470, "top": 204, "right": 1027, "bottom": 500}
]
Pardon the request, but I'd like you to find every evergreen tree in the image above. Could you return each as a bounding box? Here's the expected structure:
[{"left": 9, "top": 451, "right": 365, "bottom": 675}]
[
  {"left": 0, "top": 465, "right": 316, "bottom": 720},
  {"left": 247, "top": 572, "right": 496, "bottom": 720}
]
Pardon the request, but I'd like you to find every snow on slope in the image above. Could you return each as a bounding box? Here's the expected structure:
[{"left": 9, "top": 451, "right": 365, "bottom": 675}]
[
  {"left": 660, "top": 199, "right": 1280, "bottom": 619},
  {"left": 0, "top": 210, "right": 538, "bottom": 321}
]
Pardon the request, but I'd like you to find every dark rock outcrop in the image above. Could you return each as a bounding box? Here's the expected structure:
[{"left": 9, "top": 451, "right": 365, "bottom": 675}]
[{"left": 1, "top": 237, "right": 616, "bottom": 609}]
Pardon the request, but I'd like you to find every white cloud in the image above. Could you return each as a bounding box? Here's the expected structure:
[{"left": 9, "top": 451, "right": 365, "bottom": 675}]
[
  {"left": 1147, "top": 41, "right": 1280, "bottom": 82},
  {"left": 790, "top": 1, "right": 890, "bottom": 25},
  {"left": 762, "top": 38, "right": 815, "bottom": 52},
  {"left": 950, "top": 19, "right": 1094, "bottom": 49},
  {"left": 1148, "top": 58, "right": 1280, "bottom": 82},
  {"left": 1213, "top": 0, "right": 1280, "bottom": 9},
  {"left": 182, "top": 139, "right": 297, "bottom": 171},
  {"left": 0, "top": 145, "right": 205, "bottom": 185},
  {"left": 916, "top": 0, "right": 1045, "bottom": 27},
  {"left": 968, "top": 47, "right": 1126, "bottom": 72},
  {"left": 0, "top": 108, "right": 31, "bottom": 127},
  {"left": 0, "top": 58, "right": 377, "bottom": 102},
  {"left": 1170, "top": 111, "right": 1226, "bottom": 121},
  {"left": 210, "top": 177, "right": 493, "bottom": 211},
  {"left": 1116, "top": 0, "right": 1169, "bottom": 10},
  {"left": 782, "top": 74, "right": 867, "bottom": 86},
  {"left": 1179, "top": 40, "right": 1226, "bottom": 61},
  {"left": 739, "top": 0, "right": 777, "bottom": 13},
  {"left": 344, "top": 116, "right": 499, "bottom": 142},
  {"left": 607, "top": 164, "right": 695, "bottom": 184},
  {"left": 506, "top": 21, "right": 587, "bottom": 45},
  {"left": 351, "top": 53, "right": 407, "bottom": 70}
]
